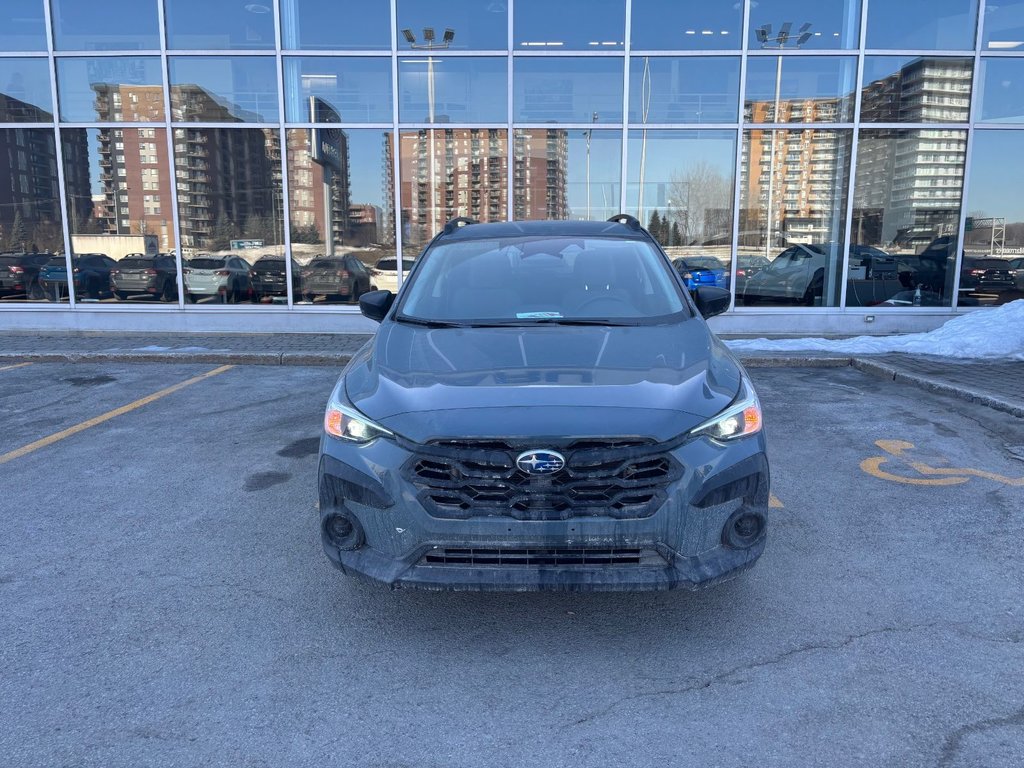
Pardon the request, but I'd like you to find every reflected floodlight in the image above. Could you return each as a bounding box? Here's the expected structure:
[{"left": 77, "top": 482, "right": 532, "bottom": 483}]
[
  {"left": 797, "top": 22, "right": 813, "bottom": 46},
  {"left": 777, "top": 21, "right": 792, "bottom": 45},
  {"left": 423, "top": 27, "right": 436, "bottom": 42},
  {"left": 443, "top": 28, "right": 455, "bottom": 44},
  {"left": 755, "top": 25, "right": 769, "bottom": 44},
  {"left": 402, "top": 28, "right": 416, "bottom": 43}
]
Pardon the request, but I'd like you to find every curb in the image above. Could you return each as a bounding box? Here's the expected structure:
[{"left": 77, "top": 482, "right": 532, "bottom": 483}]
[
  {"left": 738, "top": 354, "right": 853, "bottom": 368},
  {"left": 0, "top": 351, "right": 352, "bottom": 367}
]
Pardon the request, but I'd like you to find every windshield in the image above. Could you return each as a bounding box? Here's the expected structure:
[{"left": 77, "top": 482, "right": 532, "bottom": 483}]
[
  {"left": 375, "top": 258, "right": 416, "bottom": 271},
  {"left": 397, "top": 236, "right": 687, "bottom": 324},
  {"left": 118, "top": 258, "right": 153, "bottom": 268},
  {"left": 188, "top": 258, "right": 226, "bottom": 269}
]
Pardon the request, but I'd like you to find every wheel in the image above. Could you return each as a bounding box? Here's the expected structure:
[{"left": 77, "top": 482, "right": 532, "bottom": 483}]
[
  {"left": 114, "top": 291, "right": 130, "bottom": 301},
  {"left": 160, "top": 281, "right": 177, "bottom": 302},
  {"left": 187, "top": 293, "right": 198, "bottom": 303},
  {"left": 802, "top": 279, "right": 823, "bottom": 306},
  {"left": 741, "top": 295, "right": 761, "bottom": 306},
  {"left": 27, "top": 280, "right": 44, "bottom": 301}
]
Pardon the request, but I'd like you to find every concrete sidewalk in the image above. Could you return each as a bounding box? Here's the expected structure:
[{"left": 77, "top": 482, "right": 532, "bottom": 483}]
[{"left": 2, "top": 330, "right": 1022, "bottom": 418}]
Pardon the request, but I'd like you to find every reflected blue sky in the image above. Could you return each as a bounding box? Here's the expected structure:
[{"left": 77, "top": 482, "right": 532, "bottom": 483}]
[
  {"left": 399, "top": 57, "right": 507, "bottom": 123},
  {"left": 866, "top": 0, "right": 978, "bottom": 50},
  {"left": 56, "top": 57, "right": 164, "bottom": 122},
  {"left": 966, "top": 131, "right": 1024, "bottom": 223},
  {"left": 399, "top": 0, "right": 507, "bottom": 50},
  {"left": 284, "top": 57, "right": 392, "bottom": 123},
  {"left": 281, "top": 0, "right": 392, "bottom": 50},
  {"left": 169, "top": 57, "right": 279, "bottom": 122},
  {"left": 982, "top": 0, "right": 1024, "bottom": 50},
  {"left": 165, "top": 0, "right": 276, "bottom": 50},
  {"left": 0, "top": 57, "right": 53, "bottom": 120},
  {"left": 515, "top": 0, "right": 625, "bottom": 50},
  {"left": 0, "top": 1, "right": 47, "bottom": 52},
  {"left": 514, "top": 58, "right": 624, "bottom": 123},
  {"left": 629, "top": 57, "right": 740, "bottom": 123},
  {"left": 748, "top": 0, "right": 861, "bottom": 50},
  {"left": 51, "top": 0, "right": 159, "bottom": 50},
  {"left": 631, "top": 0, "right": 741, "bottom": 50},
  {"left": 978, "top": 58, "right": 1024, "bottom": 122}
]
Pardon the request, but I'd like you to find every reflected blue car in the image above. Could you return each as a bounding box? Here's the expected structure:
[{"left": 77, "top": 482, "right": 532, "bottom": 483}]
[{"left": 672, "top": 257, "right": 728, "bottom": 291}]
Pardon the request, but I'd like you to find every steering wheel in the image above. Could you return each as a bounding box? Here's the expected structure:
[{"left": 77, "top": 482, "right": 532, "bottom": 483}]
[{"left": 572, "top": 295, "right": 634, "bottom": 314}]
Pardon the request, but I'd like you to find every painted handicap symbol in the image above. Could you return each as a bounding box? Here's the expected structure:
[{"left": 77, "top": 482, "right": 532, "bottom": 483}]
[{"left": 860, "top": 439, "right": 1024, "bottom": 487}]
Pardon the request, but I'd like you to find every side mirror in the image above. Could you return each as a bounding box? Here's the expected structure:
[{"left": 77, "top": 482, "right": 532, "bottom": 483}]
[
  {"left": 359, "top": 290, "right": 395, "bottom": 322},
  {"left": 694, "top": 286, "right": 730, "bottom": 319}
]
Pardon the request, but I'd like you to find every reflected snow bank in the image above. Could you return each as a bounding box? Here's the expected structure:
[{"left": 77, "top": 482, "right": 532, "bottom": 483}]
[{"left": 725, "top": 300, "right": 1024, "bottom": 361}]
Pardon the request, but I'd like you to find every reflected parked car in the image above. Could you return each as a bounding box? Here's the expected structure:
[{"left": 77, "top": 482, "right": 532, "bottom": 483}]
[
  {"left": 734, "top": 255, "right": 771, "bottom": 292},
  {"left": 250, "top": 256, "right": 300, "bottom": 301},
  {"left": 1008, "top": 257, "right": 1024, "bottom": 290},
  {"left": 300, "top": 254, "right": 375, "bottom": 303},
  {"left": 959, "top": 257, "right": 1016, "bottom": 293},
  {"left": 0, "top": 252, "right": 51, "bottom": 300},
  {"left": 110, "top": 253, "right": 179, "bottom": 301},
  {"left": 370, "top": 257, "right": 417, "bottom": 293},
  {"left": 183, "top": 255, "right": 254, "bottom": 303},
  {"left": 672, "top": 256, "right": 727, "bottom": 291},
  {"left": 740, "top": 243, "right": 840, "bottom": 306},
  {"left": 38, "top": 253, "right": 116, "bottom": 300}
]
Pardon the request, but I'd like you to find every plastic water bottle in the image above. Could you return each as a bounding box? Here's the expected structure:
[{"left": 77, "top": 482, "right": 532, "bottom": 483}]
[{"left": 913, "top": 286, "right": 922, "bottom": 306}]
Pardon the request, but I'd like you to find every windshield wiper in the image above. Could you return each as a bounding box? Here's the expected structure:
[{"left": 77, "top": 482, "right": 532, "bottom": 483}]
[
  {"left": 471, "top": 318, "right": 642, "bottom": 327},
  {"left": 394, "top": 315, "right": 473, "bottom": 329}
]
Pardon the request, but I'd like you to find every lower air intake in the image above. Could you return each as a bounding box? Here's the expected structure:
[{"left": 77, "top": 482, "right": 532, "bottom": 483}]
[{"left": 421, "top": 547, "right": 666, "bottom": 567}]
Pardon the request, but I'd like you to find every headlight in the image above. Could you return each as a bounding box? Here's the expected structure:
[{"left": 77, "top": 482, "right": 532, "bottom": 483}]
[
  {"left": 324, "top": 387, "right": 393, "bottom": 444},
  {"left": 691, "top": 377, "right": 763, "bottom": 442}
]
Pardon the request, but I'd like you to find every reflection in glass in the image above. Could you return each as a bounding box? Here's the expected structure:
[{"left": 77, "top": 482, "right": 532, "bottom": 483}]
[
  {"left": 748, "top": 0, "right": 861, "bottom": 51},
  {"left": 398, "top": 0, "right": 507, "bottom": 51},
  {"left": 630, "top": 0, "right": 741, "bottom": 50},
  {"left": 626, "top": 130, "right": 735, "bottom": 268},
  {"left": 173, "top": 127, "right": 284, "bottom": 306},
  {"left": 978, "top": 59, "right": 1024, "bottom": 123},
  {"left": 0, "top": 1, "right": 47, "bottom": 52},
  {"left": 399, "top": 57, "right": 507, "bottom": 124},
  {"left": 958, "top": 131, "right": 1023, "bottom": 306},
  {"left": 860, "top": 58, "right": 973, "bottom": 124},
  {"left": 0, "top": 129, "right": 66, "bottom": 304},
  {"left": 51, "top": 0, "right": 160, "bottom": 50},
  {"left": 849, "top": 129, "right": 966, "bottom": 308},
  {"left": 165, "top": 0, "right": 276, "bottom": 50},
  {"left": 60, "top": 128, "right": 177, "bottom": 304},
  {"left": 284, "top": 58, "right": 392, "bottom": 123},
  {"left": 400, "top": 129, "right": 508, "bottom": 253},
  {"left": 513, "top": 58, "right": 624, "bottom": 124},
  {"left": 866, "top": 0, "right": 978, "bottom": 50},
  {"left": 169, "top": 57, "right": 279, "bottom": 123},
  {"left": 286, "top": 129, "right": 396, "bottom": 305},
  {"left": 738, "top": 129, "right": 852, "bottom": 307},
  {"left": 744, "top": 56, "right": 856, "bottom": 123},
  {"left": 515, "top": 0, "right": 624, "bottom": 50},
  {"left": 56, "top": 57, "right": 165, "bottom": 123},
  {"left": 0, "top": 59, "right": 53, "bottom": 122},
  {"left": 628, "top": 57, "right": 740, "bottom": 124},
  {"left": 982, "top": 0, "right": 1024, "bottom": 50},
  {"left": 512, "top": 129, "right": 620, "bottom": 223},
  {"left": 281, "top": 0, "right": 392, "bottom": 50}
]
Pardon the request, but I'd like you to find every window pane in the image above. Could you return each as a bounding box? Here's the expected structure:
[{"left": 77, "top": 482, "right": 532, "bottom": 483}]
[
  {"left": 284, "top": 57, "right": 392, "bottom": 123},
  {"left": 744, "top": 56, "right": 856, "bottom": 123},
  {"left": 399, "top": 57, "right": 507, "bottom": 124},
  {"left": 630, "top": 0, "right": 741, "bottom": 50},
  {"left": 748, "top": 0, "right": 861, "bottom": 51},
  {"left": 513, "top": 58, "right": 623, "bottom": 124},
  {"left": 982, "top": 0, "right": 1024, "bottom": 50},
  {"left": 399, "top": 129, "right": 507, "bottom": 253},
  {"left": 56, "top": 57, "right": 165, "bottom": 122},
  {"left": 51, "top": 0, "right": 160, "bottom": 50},
  {"left": 281, "top": 0, "right": 392, "bottom": 50},
  {"left": 164, "top": 0, "right": 276, "bottom": 50},
  {"left": 173, "top": 128, "right": 283, "bottom": 306},
  {"left": 959, "top": 131, "right": 1022, "bottom": 306},
  {"left": 0, "top": 1, "right": 47, "bottom": 52},
  {"left": 978, "top": 58, "right": 1024, "bottom": 122},
  {"left": 169, "top": 57, "right": 279, "bottom": 123},
  {"left": 849, "top": 129, "right": 966, "bottom": 308},
  {"left": 860, "top": 57, "right": 973, "bottom": 124},
  {"left": 61, "top": 127, "right": 179, "bottom": 305},
  {"left": 288, "top": 129, "right": 395, "bottom": 305},
  {"left": 626, "top": 130, "right": 736, "bottom": 270},
  {"left": 0, "top": 58, "right": 53, "bottom": 122},
  {"left": 398, "top": 0, "right": 507, "bottom": 51},
  {"left": 738, "top": 128, "right": 852, "bottom": 308},
  {"left": 515, "top": 0, "right": 624, "bottom": 50},
  {"left": 866, "top": 0, "right": 979, "bottom": 50},
  {"left": 628, "top": 57, "right": 740, "bottom": 124},
  {"left": 0, "top": 128, "right": 66, "bottom": 304},
  {"left": 512, "top": 128, "right": 621, "bottom": 222}
]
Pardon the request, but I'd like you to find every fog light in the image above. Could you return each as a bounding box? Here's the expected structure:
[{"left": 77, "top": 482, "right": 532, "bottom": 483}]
[
  {"left": 722, "top": 510, "right": 766, "bottom": 549},
  {"left": 321, "top": 510, "right": 364, "bottom": 551}
]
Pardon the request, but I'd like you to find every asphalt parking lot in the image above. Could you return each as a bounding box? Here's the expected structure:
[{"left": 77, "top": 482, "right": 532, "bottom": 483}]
[{"left": 1, "top": 361, "right": 1022, "bottom": 768}]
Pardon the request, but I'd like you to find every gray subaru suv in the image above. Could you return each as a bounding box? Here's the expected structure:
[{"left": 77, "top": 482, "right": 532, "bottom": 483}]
[{"left": 318, "top": 216, "right": 769, "bottom": 591}]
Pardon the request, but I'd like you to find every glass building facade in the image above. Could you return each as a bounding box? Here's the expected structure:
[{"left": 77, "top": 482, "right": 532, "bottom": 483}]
[{"left": 2, "top": 0, "right": 1023, "bottom": 330}]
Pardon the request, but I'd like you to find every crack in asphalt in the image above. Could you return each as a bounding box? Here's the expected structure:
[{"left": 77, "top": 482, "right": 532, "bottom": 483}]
[
  {"left": 563, "top": 622, "right": 941, "bottom": 728},
  {"left": 937, "top": 705, "right": 1024, "bottom": 767}
]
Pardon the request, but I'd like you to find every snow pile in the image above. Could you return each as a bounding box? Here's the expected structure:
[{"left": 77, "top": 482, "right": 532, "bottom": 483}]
[{"left": 725, "top": 299, "right": 1024, "bottom": 360}]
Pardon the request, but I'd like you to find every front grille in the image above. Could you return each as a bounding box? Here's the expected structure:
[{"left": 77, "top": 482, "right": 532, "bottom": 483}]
[
  {"left": 402, "top": 438, "right": 682, "bottom": 521},
  {"left": 421, "top": 547, "right": 666, "bottom": 567}
]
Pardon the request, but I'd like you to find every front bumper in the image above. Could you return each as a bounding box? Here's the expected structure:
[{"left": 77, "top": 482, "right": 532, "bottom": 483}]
[{"left": 317, "top": 431, "right": 769, "bottom": 592}]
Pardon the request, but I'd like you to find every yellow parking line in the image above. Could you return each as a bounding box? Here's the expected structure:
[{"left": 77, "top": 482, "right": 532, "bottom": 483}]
[
  {"left": 769, "top": 494, "right": 784, "bottom": 508},
  {"left": 0, "top": 365, "right": 233, "bottom": 466},
  {"left": 0, "top": 362, "right": 32, "bottom": 372}
]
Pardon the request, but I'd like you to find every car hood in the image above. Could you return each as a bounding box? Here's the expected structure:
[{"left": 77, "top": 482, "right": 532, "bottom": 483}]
[{"left": 343, "top": 320, "right": 742, "bottom": 443}]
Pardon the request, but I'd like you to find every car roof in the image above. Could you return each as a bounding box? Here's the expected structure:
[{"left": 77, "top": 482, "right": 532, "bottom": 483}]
[{"left": 435, "top": 219, "right": 649, "bottom": 242}]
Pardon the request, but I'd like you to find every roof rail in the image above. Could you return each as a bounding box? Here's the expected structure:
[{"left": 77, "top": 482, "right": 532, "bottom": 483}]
[
  {"left": 442, "top": 216, "right": 478, "bottom": 235},
  {"left": 607, "top": 214, "right": 642, "bottom": 231}
]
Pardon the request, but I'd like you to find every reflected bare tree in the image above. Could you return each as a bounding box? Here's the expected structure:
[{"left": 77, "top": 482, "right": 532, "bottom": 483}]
[{"left": 668, "top": 160, "right": 733, "bottom": 246}]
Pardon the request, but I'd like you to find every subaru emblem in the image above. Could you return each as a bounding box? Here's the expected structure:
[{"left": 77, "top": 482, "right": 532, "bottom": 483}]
[{"left": 516, "top": 449, "right": 566, "bottom": 475}]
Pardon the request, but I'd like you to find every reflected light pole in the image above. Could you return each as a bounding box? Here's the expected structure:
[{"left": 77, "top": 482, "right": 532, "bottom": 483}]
[
  {"left": 756, "top": 22, "right": 812, "bottom": 259},
  {"left": 584, "top": 112, "right": 598, "bottom": 219},
  {"left": 403, "top": 27, "right": 454, "bottom": 236}
]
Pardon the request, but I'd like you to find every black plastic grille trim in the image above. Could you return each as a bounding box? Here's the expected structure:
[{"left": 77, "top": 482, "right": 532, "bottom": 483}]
[{"left": 421, "top": 547, "right": 666, "bottom": 567}]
